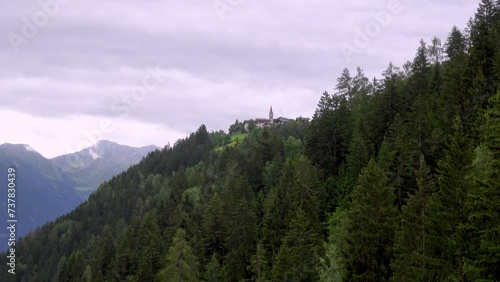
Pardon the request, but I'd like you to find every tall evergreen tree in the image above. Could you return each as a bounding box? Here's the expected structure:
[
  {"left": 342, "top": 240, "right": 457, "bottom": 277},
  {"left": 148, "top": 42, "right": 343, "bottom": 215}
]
[
  {"left": 55, "top": 256, "right": 69, "bottom": 282},
  {"left": 314, "top": 91, "right": 333, "bottom": 118},
  {"left": 319, "top": 207, "right": 350, "bottom": 282},
  {"left": 428, "top": 36, "right": 444, "bottom": 65},
  {"left": 336, "top": 68, "right": 353, "bottom": 102},
  {"left": 82, "top": 265, "right": 92, "bottom": 282},
  {"left": 272, "top": 208, "right": 322, "bottom": 282},
  {"left": 346, "top": 130, "right": 370, "bottom": 176},
  {"left": 222, "top": 178, "right": 258, "bottom": 281},
  {"left": 410, "top": 39, "right": 431, "bottom": 100},
  {"left": 441, "top": 26, "right": 470, "bottom": 134},
  {"left": 445, "top": 26, "right": 466, "bottom": 59},
  {"left": 345, "top": 159, "right": 398, "bottom": 281},
  {"left": 156, "top": 228, "right": 199, "bottom": 282},
  {"left": 426, "top": 118, "right": 474, "bottom": 281},
  {"left": 92, "top": 226, "right": 116, "bottom": 281},
  {"left": 204, "top": 253, "right": 222, "bottom": 282},
  {"left": 249, "top": 242, "right": 269, "bottom": 282},
  {"left": 137, "top": 215, "right": 164, "bottom": 281},
  {"left": 262, "top": 156, "right": 324, "bottom": 278},
  {"left": 466, "top": 0, "right": 500, "bottom": 131},
  {"left": 467, "top": 92, "right": 500, "bottom": 280},
  {"left": 202, "top": 193, "right": 227, "bottom": 258},
  {"left": 114, "top": 230, "right": 133, "bottom": 280},
  {"left": 305, "top": 94, "right": 352, "bottom": 177},
  {"left": 391, "top": 156, "right": 438, "bottom": 281}
]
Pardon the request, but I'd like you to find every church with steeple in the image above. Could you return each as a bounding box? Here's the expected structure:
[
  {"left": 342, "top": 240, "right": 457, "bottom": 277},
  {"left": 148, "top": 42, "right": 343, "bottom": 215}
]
[
  {"left": 243, "top": 106, "right": 308, "bottom": 130},
  {"left": 269, "top": 106, "right": 274, "bottom": 124}
]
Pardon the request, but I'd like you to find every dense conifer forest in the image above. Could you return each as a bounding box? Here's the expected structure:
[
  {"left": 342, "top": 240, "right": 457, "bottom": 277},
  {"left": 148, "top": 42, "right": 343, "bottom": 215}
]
[{"left": 1, "top": 1, "right": 499, "bottom": 281}]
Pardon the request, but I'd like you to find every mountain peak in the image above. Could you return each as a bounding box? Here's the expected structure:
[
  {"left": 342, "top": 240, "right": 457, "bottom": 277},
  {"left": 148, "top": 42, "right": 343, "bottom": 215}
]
[
  {"left": 0, "top": 143, "right": 40, "bottom": 155},
  {"left": 52, "top": 140, "right": 158, "bottom": 175},
  {"left": 91, "top": 140, "right": 159, "bottom": 151},
  {"left": 93, "top": 140, "right": 119, "bottom": 148}
]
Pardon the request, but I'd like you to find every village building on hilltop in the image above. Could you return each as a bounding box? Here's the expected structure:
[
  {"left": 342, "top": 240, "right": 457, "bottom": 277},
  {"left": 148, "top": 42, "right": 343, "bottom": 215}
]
[{"left": 243, "top": 106, "right": 310, "bottom": 130}]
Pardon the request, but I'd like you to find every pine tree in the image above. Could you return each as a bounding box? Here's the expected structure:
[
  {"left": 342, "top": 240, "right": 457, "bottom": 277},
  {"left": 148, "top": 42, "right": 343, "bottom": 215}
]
[
  {"left": 202, "top": 193, "right": 226, "bottom": 258},
  {"left": 428, "top": 36, "right": 444, "bottom": 65},
  {"left": 314, "top": 91, "right": 332, "bottom": 118},
  {"left": 204, "top": 253, "right": 222, "bottom": 282},
  {"left": 272, "top": 208, "right": 322, "bottom": 282},
  {"left": 319, "top": 207, "right": 350, "bottom": 282},
  {"left": 92, "top": 226, "right": 116, "bottom": 281},
  {"left": 467, "top": 0, "right": 500, "bottom": 128},
  {"left": 114, "top": 231, "right": 132, "bottom": 280},
  {"left": 405, "top": 39, "right": 444, "bottom": 167},
  {"left": 55, "top": 256, "right": 69, "bottom": 282},
  {"left": 284, "top": 136, "right": 303, "bottom": 159},
  {"left": 346, "top": 159, "right": 398, "bottom": 281},
  {"left": 425, "top": 118, "right": 474, "bottom": 281},
  {"left": 306, "top": 84, "right": 352, "bottom": 177},
  {"left": 445, "top": 26, "right": 466, "bottom": 59},
  {"left": 391, "top": 156, "right": 438, "bottom": 281},
  {"left": 262, "top": 153, "right": 284, "bottom": 191},
  {"left": 385, "top": 114, "right": 420, "bottom": 209},
  {"left": 67, "top": 251, "right": 85, "bottom": 282},
  {"left": 380, "top": 63, "right": 405, "bottom": 119},
  {"left": 410, "top": 40, "right": 431, "bottom": 99},
  {"left": 137, "top": 214, "right": 164, "bottom": 281},
  {"left": 156, "top": 228, "right": 199, "bottom": 282},
  {"left": 441, "top": 26, "right": 469, "bottom": 135},
  {"left": 336, "top": 68, "right": 353, "bottom": 102},
  {"left": 262, "top": 156, "right": 324, "bottom": 279},
  {"left": 222, "top": 178, "right": 258, "bottom": 281},
  {"left": 249, "top": 242, "right": 269, "bottom": 282},
  {"left": 262, "top": 160, "right": 297, "bottom": 263},
  {"left": 346, "top": 130, "right": 370, "bottom": 176},
  {"left": 467, "top": 92, "right": 500, "bottom": 280},
  {"left": 82, "top": 265, "right": 92, "bottom": 282}
]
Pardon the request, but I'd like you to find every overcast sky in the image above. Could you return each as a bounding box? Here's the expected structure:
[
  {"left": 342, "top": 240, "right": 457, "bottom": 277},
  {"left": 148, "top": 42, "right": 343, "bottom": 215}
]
[{"left": 0, "top": 0, "right": 480, "bottom": 158}]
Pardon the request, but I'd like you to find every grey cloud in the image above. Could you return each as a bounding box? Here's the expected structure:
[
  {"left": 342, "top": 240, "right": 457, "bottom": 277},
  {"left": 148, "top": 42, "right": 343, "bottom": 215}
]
[{"left": 0, "top": 0, "right": 482, "bottom": 140}]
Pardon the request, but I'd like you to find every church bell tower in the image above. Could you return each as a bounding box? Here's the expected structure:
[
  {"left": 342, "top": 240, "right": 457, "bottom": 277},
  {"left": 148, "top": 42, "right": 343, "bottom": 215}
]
[{"left": 269, "top": 106, "right": 274, "bottom": 124}]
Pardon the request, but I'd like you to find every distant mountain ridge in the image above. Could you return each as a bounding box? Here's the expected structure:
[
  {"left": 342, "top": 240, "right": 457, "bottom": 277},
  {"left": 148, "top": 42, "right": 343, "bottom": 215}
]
[
  {"left": 0, "top": 141, "right": 158, "bottom": 244},
  {"left": 0, "top": 143, "right": 82, "bottom": 243},
  {"left": 52, "top": 140, "right": 159, "bottom": 195}
]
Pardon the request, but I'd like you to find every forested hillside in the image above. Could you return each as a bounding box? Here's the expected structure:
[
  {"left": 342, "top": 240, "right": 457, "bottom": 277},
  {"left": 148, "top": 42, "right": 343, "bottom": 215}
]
[
  {"left": 0, "top": 141, "right": 157, "bottom": 242},
  {"left": 1, "top": 1, "right": 499, "bottom": 281}
]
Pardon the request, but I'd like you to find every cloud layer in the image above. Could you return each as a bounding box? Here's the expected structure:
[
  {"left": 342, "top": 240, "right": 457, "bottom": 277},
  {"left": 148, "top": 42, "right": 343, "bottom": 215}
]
[{"left": 0, "top": 0, "right": 480, "bottom": 157}]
